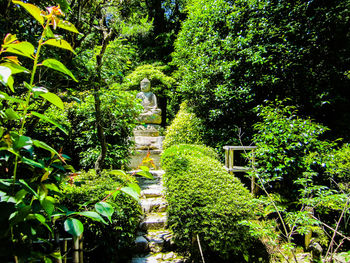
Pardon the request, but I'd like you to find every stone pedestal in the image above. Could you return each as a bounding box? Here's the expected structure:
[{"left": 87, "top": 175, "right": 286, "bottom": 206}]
[{"left": 129, "top": 125, "right": 164, "bottom": 169}]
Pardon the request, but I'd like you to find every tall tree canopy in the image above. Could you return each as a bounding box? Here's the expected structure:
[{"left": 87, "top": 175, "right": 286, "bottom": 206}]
[{"left": 172, "top": 0, "right": 350, "bottom": 147}]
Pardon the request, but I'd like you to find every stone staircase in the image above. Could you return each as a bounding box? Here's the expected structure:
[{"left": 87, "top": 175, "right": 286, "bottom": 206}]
[{"left": 130, "top": 170, "right": 186, "bottom": 263}]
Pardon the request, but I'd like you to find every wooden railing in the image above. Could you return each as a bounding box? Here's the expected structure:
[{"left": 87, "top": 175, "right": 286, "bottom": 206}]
[
  {"left": 223, "top": 145, "right": 257, "bottom": 194},
  {"left": 33, "top": 235, "right": 84, "bottom": 263}
]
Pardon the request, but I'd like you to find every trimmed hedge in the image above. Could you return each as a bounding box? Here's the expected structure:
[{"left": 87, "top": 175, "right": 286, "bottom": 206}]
[
  {"left": 163, "top": 102, "right": 204, "bottom": 149},
  {"left": 161, "top": 144, "right": 260, "bottom": 261},
  {"left": 60, "top": 170, "right": 141, "bottom": 261}
]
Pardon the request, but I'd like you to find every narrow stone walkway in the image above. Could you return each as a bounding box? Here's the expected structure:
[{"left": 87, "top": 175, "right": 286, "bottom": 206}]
[{"left": 130, "top": 170, "right": 186, "bottom": 263}]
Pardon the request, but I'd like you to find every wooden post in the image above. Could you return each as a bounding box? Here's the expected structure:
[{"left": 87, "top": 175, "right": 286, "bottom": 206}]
[
  {"left": 229, "top": 148, "right": 234, "bottom": 170},
  {"left": 73, "top": 236, "right": 80, "bottom": 263},
  {"left": 251, "top": 149, "right": 256, "bottom": 195},
  {"left": 79, "top": 235, "right": 84, "bottom": 263},
  {"left": 63, "top": 240, "right": 67, "bottom": 263},
  {"left": 54, "top": 227, "right": 63, "bottom": 263}
]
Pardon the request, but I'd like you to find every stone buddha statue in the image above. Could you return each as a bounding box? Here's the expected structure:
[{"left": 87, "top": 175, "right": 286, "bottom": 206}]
[{"left": 136, "top": 78, "right": 162, "bottom": 124}]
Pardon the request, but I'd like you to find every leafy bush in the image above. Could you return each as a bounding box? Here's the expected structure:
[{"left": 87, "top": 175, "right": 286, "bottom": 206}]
[
  {"left": 250, "top": 100, "right": 335, "bottom": 202},
  {"left": 61, "top": 169, "right": 142, "bottom": 261},
  {"left": 326, "top": 143, "right": 350, "bottom": 193},
  {"left": 161, "top": 144, "right": 266, "bottom": 262},
  {"left": 244, "top": 101, "right": 350, "bottom": 260},
  {"left": 35, "top": 88, "right": 142, "bottom": 170},
  {"left": 163, "top": 102, "right": 204, "bottom": 149},
  {"left": 172, "top": 0, "right": 350, "bottom": 147}
]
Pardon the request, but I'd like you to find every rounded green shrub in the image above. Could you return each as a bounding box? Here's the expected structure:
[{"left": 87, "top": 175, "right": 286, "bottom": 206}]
[
  {"left": 60, "top": 170, "right": 141, "bottom": 261},
  {"left": 162, "top": 102, "right": 204, "bottom": 149},
  {"left": 161, "top": 144, "right": 262, "bottom": 261}
]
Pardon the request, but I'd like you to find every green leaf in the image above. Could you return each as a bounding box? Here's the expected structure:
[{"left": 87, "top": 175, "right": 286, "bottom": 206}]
[
  {"left": 5, "top": 108, "right": 20, "bottom": 120},
  {"left": 3, "top": 42, "right": 35, "bottom": 59},
  {"left": 64, "top": 218, "right": 84, "bottom": 237},
  {"left": 39, "top": 92, "right": 64, "bottom": 110},
  {"left": 11, "top": 134, "right": 33, "bottom": 150},
  {"left": 22, "top": 157, "right": 45, "bottom": 168},
  {"left": 40, "top": 59, "right": 78, "bottom": 82},
  {"left": 121, "top": 186, "right": 140, "bottom": 202},
  {"left": 15, "top": 189, "right": 27, "bottom": 203},
  {"left": 9, "top": 205, "right": 31, "bottom": 225},
  {"left": 7, "top": 76, "right": 14, "bottom": 92},
  {"left": 33, "top": 140, "right": 59, "bottom": 155},
  {"left": 57, "top": 20, "right": 80, "bottom": 34},
  {"left": 31, "top": 111, "right": 68, "bottom": 135},
  {"left": 95, "top": 202, "right": 114, "bottom": 223},
  {"left": 32, "top": 87, "right": 48, "bottom": 98},
  {"left": 0, "top": 62, "right": 30, "bottom": 74},
  {"left": 109, "top": 170, "right": 127, "bottom": 176},
  {"left": 40, "top": 197, "right": 55, "bottom": 215},
  {"left": 43, "top": 39, "right": 76, "bottom": 54},
  {"left": 12, "top": 1, "right": 44, "bottom": 25},
  {"left": 56, "top": 0, "right": 71, "bottom": 13},
  {"left": 136, "top": 170, "right": 154, "bottom": 179},
  {"left": 44, "top": 183, "right": 60, "bottom": 193},
  {"left": 18, "top": 179, "right": 38, "bottom": 198},
  {"left": 76, "top": 211, "right": 107, "bottom": 224},
  {"left": 140, "top": 165, "right": 150, "bottom": 172}
]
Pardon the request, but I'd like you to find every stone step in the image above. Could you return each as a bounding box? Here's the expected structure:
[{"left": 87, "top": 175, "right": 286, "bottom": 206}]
[
  {"left": 141, "top": 187, "right": 164, "bottom": 198},
  {"left": 130, "top": 252, "right": 185, "bottom": 263},
  {"left": 141, "top": 197, "right": 168, "bottom": 213},
  {"left": 133, "top": 230, "right": 173, "bottom": 254},
  {"left": 146, "top": 230, "right": 173, "bottom": 253},
  {"left": 134, "top": 235, "right": 150, "bottom": 253},
  {"left": 140, "top": 213, "right": 167, "bottom": 231},
  {"left": 138, "top": 179, "right": 162, "bottom": 189}
]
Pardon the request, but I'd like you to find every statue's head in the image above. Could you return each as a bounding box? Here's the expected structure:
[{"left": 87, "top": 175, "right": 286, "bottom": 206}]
[{"left": 140, "top": 78, "right": 151, "bottom": 92}]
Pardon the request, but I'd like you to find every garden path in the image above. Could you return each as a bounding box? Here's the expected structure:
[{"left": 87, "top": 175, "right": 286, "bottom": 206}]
[{"left": 129, "top": 169, "right": 186, "bottom": 263}]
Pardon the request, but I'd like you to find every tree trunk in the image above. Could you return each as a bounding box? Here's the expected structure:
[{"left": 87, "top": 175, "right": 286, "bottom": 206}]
[{"left": 93, "top": 17, "right": 113, "bottom": 174}]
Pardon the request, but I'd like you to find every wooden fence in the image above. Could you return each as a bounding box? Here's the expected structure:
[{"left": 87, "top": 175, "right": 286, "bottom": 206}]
[{"left": 223, "top": 146, "right": 257, "bottom": 194}]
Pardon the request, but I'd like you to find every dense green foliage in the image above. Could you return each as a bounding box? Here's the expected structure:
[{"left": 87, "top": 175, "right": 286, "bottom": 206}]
[
  {"left": 61, "top": 169, "right": 141, "bottom": 261},
  {"left": 163, "top": 101, "right": 204, "bottom": 149},
  {"left": 172, "top": 0, "right": 350, "bottom": 148},
  {"left": 326, "top": 144, "right": 350, "bottom": 193},
  {"left": 245, "top": 101, "right": 349, "bottom": 260},
  {"left": 2, "top": 0, "right": 350, "bottom": 261},
  {"left": 34, "top": 88, "right": 142, "bottom": 170},
  {"left": 161, "top": 144, "right": 267, "bottom": 262},
  {"left": 0, "top": 4, "right": 116, "bottom": 261},
  {"left": 250, "top": 100, "right": 335, "bottom": 202}
]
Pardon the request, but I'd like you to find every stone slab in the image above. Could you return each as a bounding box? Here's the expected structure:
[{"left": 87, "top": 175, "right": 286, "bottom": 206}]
[
  {"left": 134, "top": 236, "right": 149, "bottom": 253},
  {"left": 133, "top": 136, "right": 164, "bottom": 150},
  {"left": 141, "top": 188, "right": 164, "bottom": 198},
  {"left": 141, "top": 197, "right": 168, "bottom": 213},
  {"left": 140, "top": 213, "right": 167, "bottom": 231}
]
